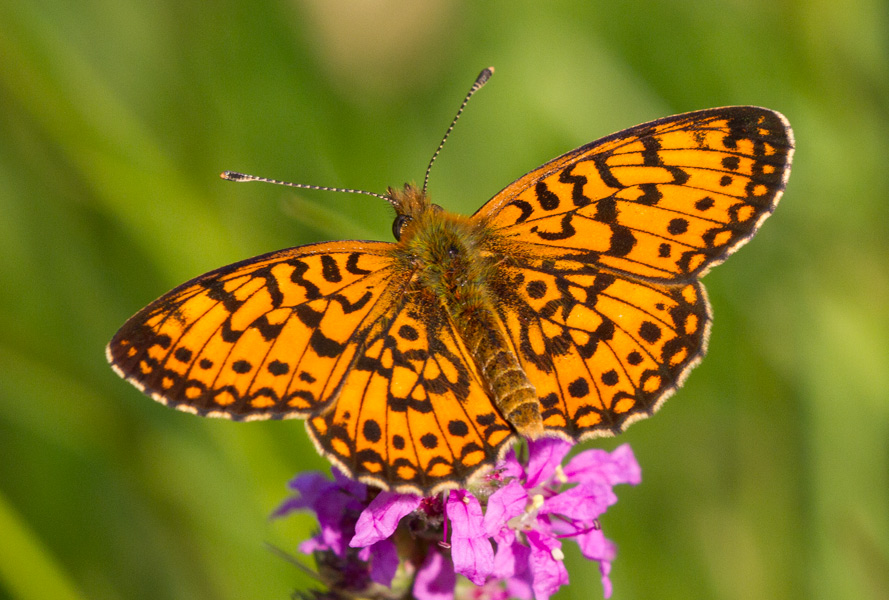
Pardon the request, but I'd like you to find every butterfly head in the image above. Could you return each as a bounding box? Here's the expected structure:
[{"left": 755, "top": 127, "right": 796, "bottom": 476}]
[{"left": 388, "top": 183, "right": 443, "bottom": 241}]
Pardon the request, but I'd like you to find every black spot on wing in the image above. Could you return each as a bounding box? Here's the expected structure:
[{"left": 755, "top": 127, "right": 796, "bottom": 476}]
[
  {"left": 667, "top": 218, "right": 689, "bottom": 235},
  {"left": 267, "top": 360, "right": 289, "bottom": 375},
  {"left": 532, "top": 213, "right": 576, "bottom": 241},
  {"left": 346, "top": 252, "right": 373, "bottom": 275},
  {"left": 594, "top": 197, "right": 617, "bottom": 224},
  {"left": 252, "top": 313, "right": 286, "bottom": 340},
  {"left": 559, "top": 163, "right": 592, "bottom": 207},
  {"left": 607, "top": 226, "right": 636, "bottom": 257},
  {"left": 333, "top": 290, "right": 373, "bottom": 314},
  {"left": 309, "top": 329, "right": 345, "bottom": 358},
  {"left": 231, "top": 360, "right": 252, "bottom": 373},
  {"left": 320, "top": 255, "right": 342, "bottom": 283},
  {"left": 363, "top": 419, "right": 382, "bottom": 443},
  {"left": 290, "top": 260, "right": 321, "bottom": 300},
  {"left": 295, "top": 303, "right": 323, "bottom": 328},
  {"left": 568, "top": 377, "right": 590, "bottom": 398},
  {"left": 535, "top": 181, "right": 560, "bottom": 210},
  {"left": 507, "top": 199, "right": 534, "bottom": 224},
  {"left": 448, "top": 420, "right": 469, "bottom": 437},
  {"left": 695, "top": 196, "right": 715, "bottom": 211}
]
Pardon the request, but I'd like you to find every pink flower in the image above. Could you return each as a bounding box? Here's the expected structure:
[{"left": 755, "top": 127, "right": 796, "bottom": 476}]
[
  {"left": 472, "top": 439, "right": 639, "bottom": 599},
  {"left": 446, "top": 490, "right": 494, "bottom": 585},
  {"left": 350, "top": 491, "right": 422, "bottom": 547},
  {"left": 275, "top": 441, "right": 640, "bottom": 600},
  {"left": 414, "top": 549, "right": 456, "bottom": 600}
]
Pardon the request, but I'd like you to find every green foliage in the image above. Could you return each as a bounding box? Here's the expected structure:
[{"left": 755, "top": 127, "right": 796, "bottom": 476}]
[{"left": 1, "top": 1, "right": 887, "bottom": 598}]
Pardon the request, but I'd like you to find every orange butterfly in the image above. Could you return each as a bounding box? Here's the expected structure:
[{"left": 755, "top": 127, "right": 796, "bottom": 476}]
[{"left": 108, "top": 69, "right": 794, "bottom": 495}]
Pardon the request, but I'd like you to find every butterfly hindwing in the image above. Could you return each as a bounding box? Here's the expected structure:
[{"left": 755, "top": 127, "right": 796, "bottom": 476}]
[
  {"left": 489, "top": 256, "right": 710, "bottom": 438},
  {"left": 476, "top": 107, "right": 793, "bottom": 281},
  {"left": 306, "top": 291, "right": 514, "bottom": 494}
]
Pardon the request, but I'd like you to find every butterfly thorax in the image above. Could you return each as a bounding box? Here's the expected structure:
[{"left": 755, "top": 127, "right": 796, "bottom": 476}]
[{"left": 388, "top": 184, "right": 545, "bottom": 438}]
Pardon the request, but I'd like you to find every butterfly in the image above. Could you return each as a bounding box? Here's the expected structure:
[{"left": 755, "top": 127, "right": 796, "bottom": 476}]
[{"left": 107, "top": 68, "right": 794, "bottom": 496}]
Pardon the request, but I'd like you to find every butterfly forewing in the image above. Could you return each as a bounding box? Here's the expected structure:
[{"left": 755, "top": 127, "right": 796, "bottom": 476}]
[
  {"left": 107, "top": 242, "right": 402, "bottom": 419},
  {"left": 476, "top": 107, "right": 793, "bottom": 281}
]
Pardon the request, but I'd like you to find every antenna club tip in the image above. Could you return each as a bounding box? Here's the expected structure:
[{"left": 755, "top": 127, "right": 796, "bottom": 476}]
[
  {"left": 477, "top": 67, "right": 494, "bottom": 85},
  {"left": 221, "top": 170, "right": 248, "bottom": 181}
]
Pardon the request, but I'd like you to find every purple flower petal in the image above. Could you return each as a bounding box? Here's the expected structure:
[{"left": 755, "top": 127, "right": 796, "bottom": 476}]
[
  {"left": 278, "top": 439, "right": 639, "bottom": 600},
  {"left": 497, "top": 448, "right": 525, "bottom": 481},
  {"left": 272, "top": 472, "right": 333, "bottom": 518},
  {"left": 540, "top": 481, "right": 615, "bottom": 521},
  {"left": 287, "top": 471, "right": 331, "bottom": 495},
  {"left": 315, "top": 492, "right": 360, "bottom": 555},
  {"left": 473, "top": 581, "right": 512, "bottom": 600},
  {"left": 563, "top": 443, "right": 641, "bottom": 486},
  {"left": 368, "top": 539, "right": 399, "bottom": 586},
  {"left": 447, "top": 490, "right": 494, "bottom": 585},
  {"left": 350, "top": 491, "right": 421, "bottom": 548},
  {"left": 524, "top": 438, "right": 573, "bottom": 489},
  {"left": 446, "top": 490, "right": 487, "bottom": 538},
  {"left": 452, "top": 537, "right": 495, "bottom": 586},
  {"left": 484, "top": 480, "right": 528, "bottom": 536},
  {"left": 505, "top": 576, "right": 533, "bottom": 600},
  {"left": 491, "top": 528, "right": 531, "bottom": 580},
  {"left": 297, "top": 535, "right": 325, "bottom": 555},
  {"left": 599, "top": 557, "right": 613, "bottom": 599},
  {"left": 270, "top": 496, "right": 308, "bottom": 519},
  {"left": 414, "top": 549, "right": 456, "bottom": 600},
  {"left": 274, "top": 470, "right": 372, "bottom": 556},
  {"left": 575, "top": 528, "right": 616, "bottom": 598},
  {"left": 526, "top": 530, "right": 569, "bottom": 600},
  {"left": 576, "top": 527, "right": 616, "bottom": 563},
  {"left": 331, "top": 467, "right": 369, "bottom": 498}
]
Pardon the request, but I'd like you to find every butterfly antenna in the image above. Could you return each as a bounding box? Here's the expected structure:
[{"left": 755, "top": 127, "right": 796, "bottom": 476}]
[
  {"left": 220, "top": 171, "right": 390, "bottom": 201},
  {"left": 422, "top": 67, "right": 494, "bottom": 194}
]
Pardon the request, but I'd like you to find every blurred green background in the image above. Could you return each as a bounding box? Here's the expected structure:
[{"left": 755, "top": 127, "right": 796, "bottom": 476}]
[{"left": 2, "top": 0, "right": 888, "bottom": 599}]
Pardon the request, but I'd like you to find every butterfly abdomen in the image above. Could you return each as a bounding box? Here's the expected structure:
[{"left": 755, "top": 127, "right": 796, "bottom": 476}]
[
  {"left": 404, "top": 207, "right": 544, "bottom": 438},
  {"left": 462, "top": 315, "right": 544, "bottom": 437}
]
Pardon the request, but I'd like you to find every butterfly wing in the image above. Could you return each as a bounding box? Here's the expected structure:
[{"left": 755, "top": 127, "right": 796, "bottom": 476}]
[
  {"left": 108, "top": 240, "right": 514, "bottom": 494},
  {"left": 107, "top": 241, "right": 404, "bottom": 420},
  {"left": 476, "top": 107, "right": 794, "bottom": 281},
  {"left": 306, "top": 287, "right": 514, "bottom": 495},
  {"left": 486, "top": 257, "right": 709, "bottom": 438},
  {"left": 476, "top": 107, "right": 793, "bottom": 438}
]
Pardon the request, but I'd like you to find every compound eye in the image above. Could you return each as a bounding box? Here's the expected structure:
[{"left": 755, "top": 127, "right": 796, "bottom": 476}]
[{"left": 392, "top": 214, "right": 413, "bottom": 240}]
